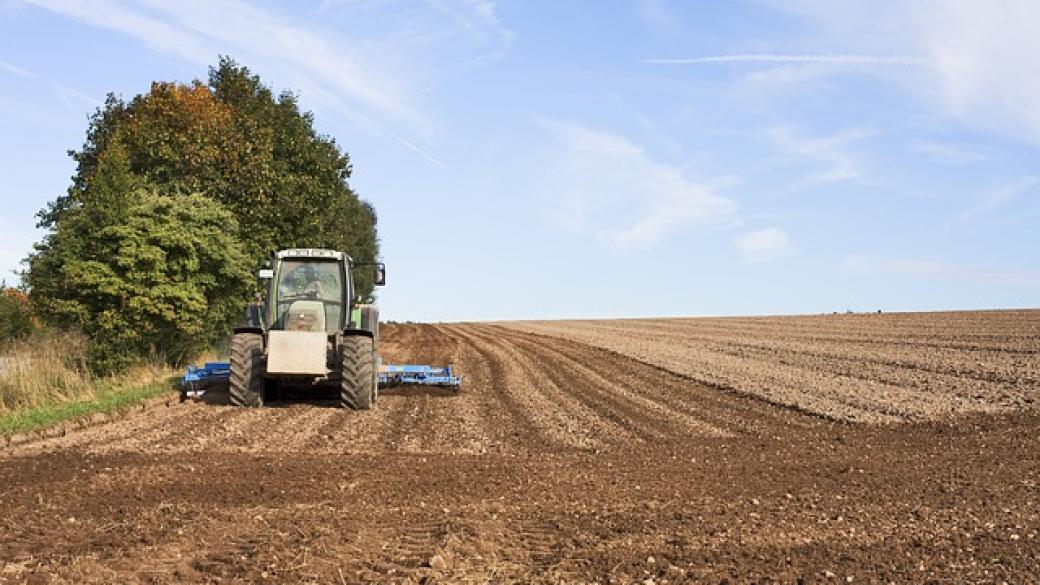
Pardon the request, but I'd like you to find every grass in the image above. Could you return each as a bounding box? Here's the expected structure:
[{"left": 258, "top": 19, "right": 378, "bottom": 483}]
[
  {"left": 1, "top": 330, "right": 181, "bottom": 437},
  {"left": 0, "top": 377, "right": 177, "bottom": 436},
  {"left": 0, "top": 331, "right": 94, "bottom": 410}
]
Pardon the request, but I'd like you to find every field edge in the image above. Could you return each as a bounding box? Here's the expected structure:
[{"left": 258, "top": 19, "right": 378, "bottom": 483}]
[{"left": 0, "top": 378, "right": 178, "bottom": 439}]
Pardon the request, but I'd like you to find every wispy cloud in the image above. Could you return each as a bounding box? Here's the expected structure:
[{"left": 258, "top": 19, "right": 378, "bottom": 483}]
[
  {"left": 3, "top": 56, "right": 100, "bottom": 110},
  {"left": 766, "top": 126, "right": 874, "bottom": 189},
  {"left": 28, "top": 0, "right": 414, "bottom": 119},
  {"left": 427, "top": 0, "right": 508, "bottom": 37},
  {"left": 541, "top": 120, "right": 737, "bottom": 250},
  {"left": 637, "top": 0, "right": 679, "bottom": 36},
  {"left": 842, "top": 256, "right": 1040, "bottom": 287},
  {"left": 49, "top": 81, "right": 102, "bottom": 107},
  {"left": 0, "top": 59, "right": 36, "bottom": 78},
  {"left": 642, "top": 54, "right": 925, "bottom": 65},
  {"left": 910, "top": 139, "right": 987, "bottom": 165},
  {"left": 768, "top": 0, "right": 1040, "bottom": 144},
  {"left": 736, "top": 228, "right": 793, "bottom": 262},
  {"left": 24, "top": 0, "right": 511, "bottom": 167},
  {"left": 948, "top": 175, "right": 1039, "bottom": 227}
]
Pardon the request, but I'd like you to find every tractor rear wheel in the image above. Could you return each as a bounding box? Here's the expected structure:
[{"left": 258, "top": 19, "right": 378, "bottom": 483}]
[
  {"left": 229, "top": 333, "right": 264, "bottom": 407},
  {"left": 340, "top": 335, "right": 374, "bottom": 410}
]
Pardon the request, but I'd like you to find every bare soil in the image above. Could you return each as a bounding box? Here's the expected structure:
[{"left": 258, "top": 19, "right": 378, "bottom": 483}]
[
  {"left": 500, "top": 310, "right": 1040, "bottom": 423},
  {"left": 1, "top": 320, "right": 1038, "bottom": 583}
]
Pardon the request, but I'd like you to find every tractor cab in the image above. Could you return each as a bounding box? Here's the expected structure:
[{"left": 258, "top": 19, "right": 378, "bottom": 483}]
[{"left": 267, "top": 252, "right": 349, "bottom": 333}]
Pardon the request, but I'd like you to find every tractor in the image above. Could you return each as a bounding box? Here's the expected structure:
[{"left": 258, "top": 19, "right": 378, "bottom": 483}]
[{"left": 229, "top": 248, "right": 386, "bottom": 410}]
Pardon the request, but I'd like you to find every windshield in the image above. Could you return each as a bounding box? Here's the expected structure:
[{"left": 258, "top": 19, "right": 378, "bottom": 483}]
[{"left": 271, "top": 259, "right": 344, "bottom": 332}]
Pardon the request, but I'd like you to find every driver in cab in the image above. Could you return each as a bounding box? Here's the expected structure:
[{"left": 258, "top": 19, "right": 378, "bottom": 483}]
[
  {"left": 281, "top": 265, "right": 326, "bottom": 331},
  {"left": 282, "top": 265, "right": 326, "bottom": 299}
]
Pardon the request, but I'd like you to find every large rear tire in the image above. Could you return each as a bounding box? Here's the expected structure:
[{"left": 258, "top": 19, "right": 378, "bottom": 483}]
[
  {"left": 340, "top": 335, "right": 374, "bottom": 410},
  {"left": 229, "top": 333, "right": 264, "bottom": 407}
]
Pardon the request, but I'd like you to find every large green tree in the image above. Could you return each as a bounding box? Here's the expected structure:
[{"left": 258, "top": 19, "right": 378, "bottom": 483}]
[
  {"left": 38, "top": 57, "right": 379, "bottom": 292},
  {"left": 27, "top": 58, "right": 379, "bottom": 372}
]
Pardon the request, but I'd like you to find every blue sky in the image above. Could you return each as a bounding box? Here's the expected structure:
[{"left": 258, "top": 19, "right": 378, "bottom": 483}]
[{"left": 1, "top": 0, "right": 1038, "bottom": 321}]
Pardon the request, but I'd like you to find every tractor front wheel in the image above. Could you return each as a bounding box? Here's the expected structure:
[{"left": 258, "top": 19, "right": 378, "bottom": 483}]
[
  {"left": 340, "top": 335, "right": 374, "bottom": 410},
  {"left": 229, "top": 333, "right": 264, "bottom": 407}
]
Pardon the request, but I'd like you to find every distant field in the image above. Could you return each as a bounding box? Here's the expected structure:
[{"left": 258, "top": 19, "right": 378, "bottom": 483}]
[{"left": 498, "top": 310, "right": 1040, "bottom": 423}]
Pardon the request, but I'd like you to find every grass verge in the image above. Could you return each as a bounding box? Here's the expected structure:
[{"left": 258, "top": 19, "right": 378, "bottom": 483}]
[{"left": 0, "top": 378, "right": 176, "bottom": 436}]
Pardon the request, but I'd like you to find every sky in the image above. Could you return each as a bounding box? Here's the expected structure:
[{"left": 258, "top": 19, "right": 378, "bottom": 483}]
[{"left": 1, "top": 0, "right": 1038, "bottom": 322}]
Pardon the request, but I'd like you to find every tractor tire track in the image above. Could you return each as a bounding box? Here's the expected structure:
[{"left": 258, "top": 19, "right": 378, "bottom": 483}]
[{"left": 446, "top": 325, "right": 607, "bottom": 451}]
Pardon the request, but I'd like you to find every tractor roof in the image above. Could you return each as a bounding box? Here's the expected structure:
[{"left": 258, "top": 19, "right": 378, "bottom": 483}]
[{"left": 276, "top": 248, "right": 351, "bottom": 262}]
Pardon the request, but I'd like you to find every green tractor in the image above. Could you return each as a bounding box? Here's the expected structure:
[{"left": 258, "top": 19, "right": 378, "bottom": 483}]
[{"left": 230, "top": 248, "right": 386, "bottom": 410}]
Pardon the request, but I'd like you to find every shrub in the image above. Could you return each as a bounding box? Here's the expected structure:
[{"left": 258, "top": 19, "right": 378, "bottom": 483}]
[{"left": 0, "top": 288, "right": 37, "bottom": 343}]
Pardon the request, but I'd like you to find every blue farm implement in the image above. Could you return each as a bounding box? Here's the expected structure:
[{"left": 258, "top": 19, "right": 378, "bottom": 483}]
[
  {"left": 181, "top": 361, "right": 460, "bottom": 400},
  {"left": 378, "top": 364, "right": 462, "bottom": 389},
  {"left": 181, "top": 362, "right": 231, "bottom": 400}
]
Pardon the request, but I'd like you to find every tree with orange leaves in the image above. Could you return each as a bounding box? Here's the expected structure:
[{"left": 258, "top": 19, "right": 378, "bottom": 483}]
[{"left": 0, "top": 286, "right": 37, "bottom": 343}]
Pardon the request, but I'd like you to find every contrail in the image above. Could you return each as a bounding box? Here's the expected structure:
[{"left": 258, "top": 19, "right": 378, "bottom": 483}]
[
  {"left": 391, "top": 134, "right": 449, "bottom": 171},
  {"left": 641, "top": 54, "right": 925, "bottom": 66},
  {"left": 50, "top": 82, "right": 103, "bottom": 107},
  {"left": 0, "top": 59, "right": 36, "bottom": 78}
]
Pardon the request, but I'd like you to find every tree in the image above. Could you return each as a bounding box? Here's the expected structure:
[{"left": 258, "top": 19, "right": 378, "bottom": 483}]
[
  {"left": 39, "top": 58, "right": 380, "bottom": 296},
  {"left": 27, "top": 58, "right": 379, "bottom": 371},
  {"left": 206, "top": 58, "right": 379, "bottom": 292},
  {"left": 27, "top": 187, "right": 251, "bottom": 373}
]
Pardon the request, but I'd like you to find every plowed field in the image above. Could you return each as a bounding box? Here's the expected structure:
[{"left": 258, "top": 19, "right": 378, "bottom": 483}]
[
  {"left": 501, "top": 310, "right": 1040, "bottom": 423},
  {"left": 1, "top": 316, "right": 1038, "bottom": 583}
]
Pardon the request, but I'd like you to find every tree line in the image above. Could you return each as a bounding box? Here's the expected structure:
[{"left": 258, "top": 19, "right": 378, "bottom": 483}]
[{"left": 18, "top": 58, "right": 380, "bottom": 373}]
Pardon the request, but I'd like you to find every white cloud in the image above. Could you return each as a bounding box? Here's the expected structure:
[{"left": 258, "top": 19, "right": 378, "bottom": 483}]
[
  {"left": 768, "top": 0, "right": 1040, "bottom": 144},
  {"left": 842, "top": 256, "right": 1040, "bottom": 287},
  {"left": 735, "top": 228, "right": 793, "bottom": 262},
  {"left": 542, "top": 121, "right": 737, "bottom": 250},
  {"left": 948, "top": 175, "right": 1038, "bottom": 227},
  {"left": 642, "top": 54, "right": 923, "bottom": 65}
]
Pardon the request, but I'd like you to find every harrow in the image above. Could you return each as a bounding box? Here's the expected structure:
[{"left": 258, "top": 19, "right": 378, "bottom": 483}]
[
  {"left": 181, "top": 361, "right": 461, "bottom": 400},
  {"left": 378, "top": 364, "right": 461, "bottom": 388},
  {"left": 182, "top": 362, "right": 231, "bottom": 400}
]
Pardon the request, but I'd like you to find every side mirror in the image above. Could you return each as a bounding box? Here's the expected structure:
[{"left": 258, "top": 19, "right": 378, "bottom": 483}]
[
  {"left": 258, "top": 268, "right": 274, "bottom": 280},
  {"left": 374, "top": 263, "right": 386, "bottom": 286}
]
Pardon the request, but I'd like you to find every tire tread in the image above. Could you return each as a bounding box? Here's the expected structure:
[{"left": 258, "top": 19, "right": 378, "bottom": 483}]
[
  {"left": 229, "top": 333, "right": 264, "bottom": 407},
  {"left": 341, "top": 336, "right": 374, "bottom": 410}
]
